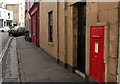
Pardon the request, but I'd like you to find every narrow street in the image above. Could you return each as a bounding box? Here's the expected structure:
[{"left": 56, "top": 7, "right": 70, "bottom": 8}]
[{"left": 0, "top": 0, "right": 120, "bottom": 83}]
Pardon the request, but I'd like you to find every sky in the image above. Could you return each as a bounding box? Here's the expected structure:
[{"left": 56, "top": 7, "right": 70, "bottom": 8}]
[{"left": 6, "top": 0, "right": 25, "bottom": 5}]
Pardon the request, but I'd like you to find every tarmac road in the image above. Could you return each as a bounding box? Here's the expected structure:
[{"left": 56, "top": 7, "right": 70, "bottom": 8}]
[
  {"left": 0, "top": 32, "right": 9, "bottom": 53},
  {"left": 0, "top": 32, "right": 10, "bottom": 83},
  {"left": 2, "top": 38, "right": 19, "bottom": 83}
]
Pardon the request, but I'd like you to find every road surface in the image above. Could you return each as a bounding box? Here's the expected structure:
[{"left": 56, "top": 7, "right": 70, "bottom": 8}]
[
  {"left": 0, "top": 32, "right": 9, "bottom": 53},
  {"left": 0, "top": 32, "right": 9, "bottom": 83}
]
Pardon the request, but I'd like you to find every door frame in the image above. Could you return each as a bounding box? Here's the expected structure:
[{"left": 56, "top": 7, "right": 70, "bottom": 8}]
[
  {"left": 29, "top": 2, "right": 39, "bottom": 47},
  {"left": 72, "top": 2, "right": 86, "bottom": 76},
  {"left": 77, "top": 2, "right": 86, "bottom": 73}
]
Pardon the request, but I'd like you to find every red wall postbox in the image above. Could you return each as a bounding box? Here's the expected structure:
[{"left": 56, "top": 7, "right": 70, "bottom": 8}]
[{"left": 90, "top": 26, "right": 105, "bottom": 83}]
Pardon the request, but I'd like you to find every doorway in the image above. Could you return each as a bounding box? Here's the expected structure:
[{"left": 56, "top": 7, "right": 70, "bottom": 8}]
[
  {"left": 29, "top": 2, "right": 39, "bottom": 47},
  {"left": 77, "top": 3, "right": 86, "bottom": 74}
]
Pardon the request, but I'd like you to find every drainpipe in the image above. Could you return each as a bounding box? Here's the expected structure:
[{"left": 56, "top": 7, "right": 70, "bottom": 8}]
[
  {"left": 117, "top": 2, "right": 120, "bottom": 83},
  {"left": 57, "top": 1, "right": 59, "bottom": 63},
  {"left": 64, "top": 1, "right": 67, "bottom": 68}
]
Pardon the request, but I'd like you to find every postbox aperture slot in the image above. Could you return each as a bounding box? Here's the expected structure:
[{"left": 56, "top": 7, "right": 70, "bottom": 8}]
[{"left": 92, "top": 35, "right": 101, "bottom": 39}]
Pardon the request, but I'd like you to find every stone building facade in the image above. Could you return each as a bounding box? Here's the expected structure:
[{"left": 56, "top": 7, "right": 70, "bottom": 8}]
[{"left": 26, "top": 1, "right": 120, "bottom": 83}]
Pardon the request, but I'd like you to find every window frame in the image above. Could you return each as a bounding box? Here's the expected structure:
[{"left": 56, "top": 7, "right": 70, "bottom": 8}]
[
  {"left": 8, "top": 13, "right": 10, "bottom": 19},
  {"left": 0, "top": 10, "right": 2, "bottom": 18},
  {"left": 48, "top": 11, "right": 53, "bottom": 42}
]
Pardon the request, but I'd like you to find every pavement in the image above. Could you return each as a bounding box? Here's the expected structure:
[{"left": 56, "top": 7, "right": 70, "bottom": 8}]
[
  {"left": 16, "top": 36, "right": 85, "bottom": 83},
  {"left": 1, "top": 36, "right": 86, "bottom": 83}
]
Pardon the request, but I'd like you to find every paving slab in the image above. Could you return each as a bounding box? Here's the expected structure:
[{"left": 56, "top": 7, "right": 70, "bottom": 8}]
[{"left": 16, "top": 36, "right": 85, "bottom": 82}]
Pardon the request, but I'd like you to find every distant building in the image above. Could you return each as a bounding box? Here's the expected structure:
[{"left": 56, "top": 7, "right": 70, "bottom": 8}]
[
  {"left": 6, "top": 3, "right": 25, "bottom": 27},
  {"left": 0, "top": 0, "right": 7, "bottom": 9},
  {"left": 0, "top": 0, "right": 13, "bottom": 28},
  {"left": 0, "top": 8, "right": 13, "bottom": 28},
  {"left": 25, "top": 0, "right": 39, "bottom": 41},
  {"left": 25, "top": 0, "right": 30, "bottom": 31}
]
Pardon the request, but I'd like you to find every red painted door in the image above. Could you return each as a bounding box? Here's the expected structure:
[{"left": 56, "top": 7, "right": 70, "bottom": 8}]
[
  {"left": 90, "top": 26, "right": 105, "bottom": 83},
  {"left": 35, "top": 10, "right": 39, "bottom": 47},
  {"left": 32, "top": 14, "right": 36, "bottom": 44},
  {"left": 31, "top": 15, "right": 33, "bottom": 42},
  {"left": 29, "top": 2, "right": 39, "bottom": 47}
]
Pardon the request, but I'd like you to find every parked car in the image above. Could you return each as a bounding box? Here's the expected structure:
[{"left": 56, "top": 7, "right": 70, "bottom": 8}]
[
  {"left": 0, "top": 26, "right": 10, "bottom": 32},
  {"left": 17, "top": 27, "right": 25, "bottom": 36},
  {"left": 8, "top": 28, "right": 18, "bottom": 37},
  {"left": 9, "top": 26, "right": 15, "bottom": 29},
  {"left": 8, "top": 27, "right": 25, "bottom": 37}
]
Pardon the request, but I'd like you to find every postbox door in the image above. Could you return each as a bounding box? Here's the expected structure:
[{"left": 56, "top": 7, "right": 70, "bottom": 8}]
[{"left": 90, "top": 26, "right": 104, "bottom": 82}]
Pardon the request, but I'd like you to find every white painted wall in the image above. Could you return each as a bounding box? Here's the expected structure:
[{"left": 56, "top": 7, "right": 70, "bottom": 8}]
[
  {"left": 19, "top": 3, "right": 25, "bottom": 27},
  {"left": 0, "top": 8, "right": 6, "bottom": 20},
  {"left": 6, "top": 10, "right": 13, "bottom": 20},
  {"left": 0, "top": 8, "right": 13, "bottom": 20}
]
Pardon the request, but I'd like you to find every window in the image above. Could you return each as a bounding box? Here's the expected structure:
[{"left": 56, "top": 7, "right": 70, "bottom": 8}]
[
  {"left": 48, "top": 11, "right": 53, "bottom": 42},
  {"left": 0, "top": 11, "right": 1, "bottom": 18},
  {"left": 8, "top": 13, "right": 10, "bottom": 19}
]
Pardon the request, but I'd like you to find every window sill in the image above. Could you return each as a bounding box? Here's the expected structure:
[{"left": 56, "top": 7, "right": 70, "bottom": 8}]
[{"left": 48, "top": 42, "right": 54, "bottom": 46}]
